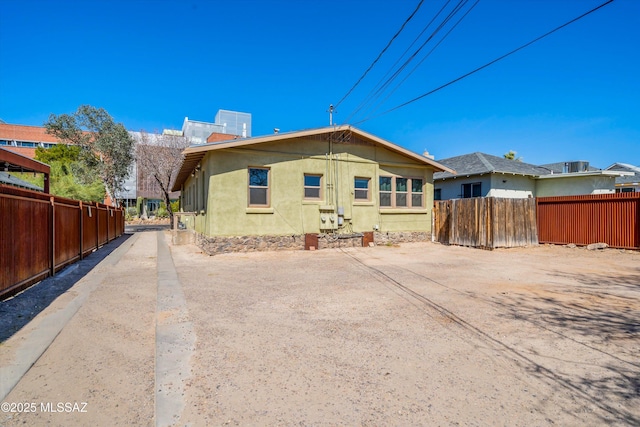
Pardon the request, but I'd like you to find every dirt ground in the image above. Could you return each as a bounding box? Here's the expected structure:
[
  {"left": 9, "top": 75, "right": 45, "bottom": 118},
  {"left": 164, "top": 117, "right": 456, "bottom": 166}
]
[{"left": 1, "top": 233, "right": 639, "bottom": 426}]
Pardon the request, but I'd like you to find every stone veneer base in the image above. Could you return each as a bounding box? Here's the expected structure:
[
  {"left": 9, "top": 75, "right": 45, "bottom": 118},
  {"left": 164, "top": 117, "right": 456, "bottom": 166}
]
[{"left": 196, "top": 231, "right": 432, "bottom": 255}]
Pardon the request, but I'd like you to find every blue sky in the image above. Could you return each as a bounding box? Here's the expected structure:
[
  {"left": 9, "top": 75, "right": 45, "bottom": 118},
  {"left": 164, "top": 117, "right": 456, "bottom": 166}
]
[{"left": 1, "top": 0, "right": 638, "bottom": 167}]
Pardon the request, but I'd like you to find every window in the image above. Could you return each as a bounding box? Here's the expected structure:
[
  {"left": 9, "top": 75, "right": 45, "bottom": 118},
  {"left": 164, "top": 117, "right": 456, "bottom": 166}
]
[
  {"left": 379, "top": 177, "right": 392, "bottom": 207},
  {"left": 396, "top": 178, "right": 408, "bottom": 207},
  {"left": 248, "top": 167, "right": 269, "bottom": 206},
  {"left": 462, "top": 182, "right": 482, "bottom": 198},
  {"left": 379, "top": 176, "right": 424, "bottom": 208},
  {"left": 412, "top": 178, "right": 424, "bottom": 207},
  {"left": 434, "top": 188, "right": 442, "bottom": 201},
  {"left": 304, "top": 174, "right": 322, "bottom": 199},
  {"left": 354, "top": 177, "right": 370, "bottom": 201}
]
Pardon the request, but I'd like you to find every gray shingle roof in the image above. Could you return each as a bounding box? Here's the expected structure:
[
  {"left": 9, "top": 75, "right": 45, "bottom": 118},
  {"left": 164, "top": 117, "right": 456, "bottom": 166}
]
[
  {"left": 434, "top": 152, "right": 552, "bottom": 180},
  {"left": 539, "top": 162, "right": 600, "bottom": 173},
  {"left": 606, "top": 163, "right": 640, "bottom": 184},
  {"left": 0, "top": 171, "right": 43, "bottom": 191}
]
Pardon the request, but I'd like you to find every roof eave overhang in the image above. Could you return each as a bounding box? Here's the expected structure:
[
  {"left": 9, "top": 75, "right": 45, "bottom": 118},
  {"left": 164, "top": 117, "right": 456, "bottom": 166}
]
[
  {"left": 0, "top": 147, "right": 51, "bottom": 174},
  {"left": 435, "top": 170, "right": 542, "bottom": 181},
  {"left": 172, "top": 125, "right": 455, "bottom": 190},
  {"left": 535, "top": 171, "right": 634, "bottom": 180}
]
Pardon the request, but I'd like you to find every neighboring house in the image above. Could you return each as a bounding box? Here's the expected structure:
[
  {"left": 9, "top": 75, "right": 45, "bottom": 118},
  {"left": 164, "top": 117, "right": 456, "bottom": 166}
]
[
  {"left": 171, "top": 125, "right": 452, "bottom": 253},
  {"left": 433, "top": 152, "right": 631, "bottom": 200},
  {"left": 605, "top": 163, "right": 640, "bottom": 193}
]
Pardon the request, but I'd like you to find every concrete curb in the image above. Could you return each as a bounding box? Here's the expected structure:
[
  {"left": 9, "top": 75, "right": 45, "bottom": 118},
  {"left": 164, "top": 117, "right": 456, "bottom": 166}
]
[{"left": 155, "top": 231, "right": 195, "bottom": 427}]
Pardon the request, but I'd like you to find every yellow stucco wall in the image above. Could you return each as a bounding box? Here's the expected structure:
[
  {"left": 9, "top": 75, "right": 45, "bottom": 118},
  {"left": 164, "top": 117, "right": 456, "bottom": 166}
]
[{"left": 181, "top": 137, "right": 435, "bottom": 237}]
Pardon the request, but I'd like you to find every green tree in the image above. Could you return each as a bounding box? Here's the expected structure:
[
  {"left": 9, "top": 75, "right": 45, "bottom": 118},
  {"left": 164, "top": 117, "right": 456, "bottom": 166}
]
[
  {"left": 44, "top": 105, "right": 135, "bottom": 201},
  {"left": 34, "top": 142, "right": 105, "bottom": 202},
  {"left": 503, "top": 150, "right": 523, "bottom": 162},
  {"left": 34, "top": 143, "right": 80, "bottom": 164}
]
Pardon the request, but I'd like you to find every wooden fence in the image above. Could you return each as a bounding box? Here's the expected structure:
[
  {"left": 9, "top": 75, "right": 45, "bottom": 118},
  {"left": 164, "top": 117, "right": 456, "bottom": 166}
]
[
  {"left": 433, "top": 197, "right": 538, "bottom": 249},
  {"left": 537, "top": 192, "right": 640, "bottom": 249},
  {"left": 0, "top": 184, "right": 124, "bottom": 300}
]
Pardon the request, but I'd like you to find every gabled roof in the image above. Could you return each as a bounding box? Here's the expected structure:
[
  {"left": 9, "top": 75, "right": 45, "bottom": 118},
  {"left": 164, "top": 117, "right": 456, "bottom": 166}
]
[
  {"left": 434, "top": 152, "right": 550, "bottom": 180},
  {"left": 606, "top": 162, "right": 640, "bottom": 173},
  {"left": 172, "top": 125, "right": 453, "bottom": 191},
  {"left": 606, "top": 163, "right": 640, "bottom": 185}
]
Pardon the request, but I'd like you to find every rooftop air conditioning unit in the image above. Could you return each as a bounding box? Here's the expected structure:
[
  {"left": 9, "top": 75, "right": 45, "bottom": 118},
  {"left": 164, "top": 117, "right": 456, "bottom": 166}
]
[{"left": 568, "top": 161, "right": 589, "bottom": 173}]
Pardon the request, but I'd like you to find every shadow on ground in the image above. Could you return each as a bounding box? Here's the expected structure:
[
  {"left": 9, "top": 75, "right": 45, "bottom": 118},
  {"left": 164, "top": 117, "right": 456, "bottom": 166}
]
[
  {"left": 0, "top": 233, "right": 133, "bottom": 343},
  {"left": 125, "top": 224, "right": 170, "bottom": 233},
  {"left": 496, "top": 270, "right": 640, "bottom": 425}
]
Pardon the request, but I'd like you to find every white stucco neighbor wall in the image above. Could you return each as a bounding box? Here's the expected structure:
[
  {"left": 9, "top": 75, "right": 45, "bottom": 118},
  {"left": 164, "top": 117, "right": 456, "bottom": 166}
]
[
  {"left": 435, "top": 174, "right": 536, "bottom": 200},
  {"left": 487, "top": 174, "right": 535, "bottom": 198},
  {"left": 535, "top": 175, "right": 616, "bottom": 197},
  {"left": 435, "top": 175, "right": 492, "bottom": 200}
]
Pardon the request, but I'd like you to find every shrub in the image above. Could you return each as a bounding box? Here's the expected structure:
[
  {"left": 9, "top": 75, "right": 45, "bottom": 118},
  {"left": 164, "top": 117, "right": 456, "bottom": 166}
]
[
  {"left": 125, "top": 207, "right": 137, "bottom": 221},
  {"left": 156, "top": 206, "right": 169, "bottom": 218}
]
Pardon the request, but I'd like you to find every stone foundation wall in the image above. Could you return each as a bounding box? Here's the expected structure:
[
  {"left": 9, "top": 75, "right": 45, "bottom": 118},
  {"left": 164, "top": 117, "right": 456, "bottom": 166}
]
[
  {"left": 195, "top": 231, "right": 431, "bottom": 255},
  {"left": 374, "top": 231, "right": 431, "bottom": 245},
  {"left": 317, "top": 234, "right": 364, "bottom": 250},
  {"left": 196, "top": 233, "right": 305, "bottom": 255}
]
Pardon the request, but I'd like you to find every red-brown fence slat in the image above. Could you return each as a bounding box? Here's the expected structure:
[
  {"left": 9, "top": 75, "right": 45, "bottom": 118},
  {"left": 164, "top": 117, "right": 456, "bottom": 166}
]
[
  {"left": 0, "top": 187, "right": 51, "bottom": 296},
  {"left": 536, "top": 192, "right": 639, "bottom": 249},
  {"left": 1, "top": 184, "right": 125, "bottom": 300}
]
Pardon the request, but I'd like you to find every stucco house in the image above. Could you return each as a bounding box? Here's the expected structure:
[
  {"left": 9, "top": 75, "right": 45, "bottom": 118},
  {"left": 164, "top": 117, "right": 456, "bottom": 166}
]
[
  {"left": 605, "top": 163, "right": 640, "bottom": 193},
  {"left": 433, "top": 152, "right": 631, "bottom": 200},
  {"left": 171, "top": 125, "right": 453, "bottom": 253}
]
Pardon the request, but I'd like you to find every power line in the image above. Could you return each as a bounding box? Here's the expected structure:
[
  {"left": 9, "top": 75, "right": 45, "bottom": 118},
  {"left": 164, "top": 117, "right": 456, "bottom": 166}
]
[
  {"left": 346, "top": 0, "right": 475, "bottom": 124},
  {"left": 352, "top": 0, "right": 615, "bottom": 126},
  {"left": 363, "top": 0, "right": 479, "bottom": 121},
  {"left": 344, "top": 0, "right": 459, "bottom": 124},
  {"left": 334, "top": 0, "right": 425, "bottom": 109}
]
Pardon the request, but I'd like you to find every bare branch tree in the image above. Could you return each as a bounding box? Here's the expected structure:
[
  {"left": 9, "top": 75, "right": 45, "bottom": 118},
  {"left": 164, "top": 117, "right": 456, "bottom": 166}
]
[{"left": 135, "top": 131, "right": 190, "bottom": 223}]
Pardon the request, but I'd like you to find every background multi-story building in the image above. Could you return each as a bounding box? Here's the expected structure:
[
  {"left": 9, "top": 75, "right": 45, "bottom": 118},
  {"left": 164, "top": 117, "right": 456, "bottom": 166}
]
[{"left": 0, "top": 110, "right": 251, "bottom": 211}]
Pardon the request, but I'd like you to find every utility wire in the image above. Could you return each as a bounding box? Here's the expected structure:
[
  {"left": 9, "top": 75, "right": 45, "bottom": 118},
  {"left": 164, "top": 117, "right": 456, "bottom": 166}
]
[
  {"left": 334, "top": 0, "right": 425, "bottom": 109},
  {"left": 364, "top": 0, "right": 479, "bottom": 120},
  {"left": 345, "top": 0, "right": 457, "bottom": 124},
  {"left": 346, "top": 0, "right": 472, "bottom": 124},
  {"left": 352, "top": 0, "right": 615, "bottom": 125}
]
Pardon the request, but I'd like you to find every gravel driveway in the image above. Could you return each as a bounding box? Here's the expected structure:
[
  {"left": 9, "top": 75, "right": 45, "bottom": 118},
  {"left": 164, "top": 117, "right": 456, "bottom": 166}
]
[{"left": 2, "top": 233, "right": 639, "bottom": 426}]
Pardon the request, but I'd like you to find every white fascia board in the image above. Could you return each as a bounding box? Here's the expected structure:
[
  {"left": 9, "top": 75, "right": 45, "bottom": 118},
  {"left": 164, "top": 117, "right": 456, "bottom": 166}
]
[{"left": 535, "top": 171, "right": 634, "bottom": 180}]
